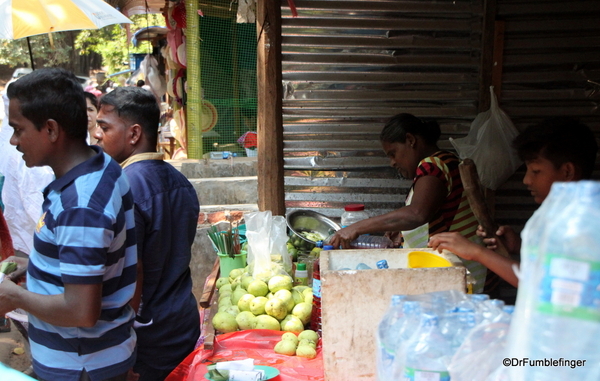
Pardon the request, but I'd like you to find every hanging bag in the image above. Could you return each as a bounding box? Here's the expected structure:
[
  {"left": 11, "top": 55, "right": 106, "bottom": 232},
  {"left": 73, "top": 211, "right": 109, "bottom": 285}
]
[{"left": 450, "top": 87, "right": 521, "bottom": 190}]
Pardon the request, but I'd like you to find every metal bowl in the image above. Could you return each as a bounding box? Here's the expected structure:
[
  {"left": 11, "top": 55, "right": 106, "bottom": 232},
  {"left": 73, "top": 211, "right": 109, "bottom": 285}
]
[{"left": 286, "top": 210, "right": 341, "bottom": 250}]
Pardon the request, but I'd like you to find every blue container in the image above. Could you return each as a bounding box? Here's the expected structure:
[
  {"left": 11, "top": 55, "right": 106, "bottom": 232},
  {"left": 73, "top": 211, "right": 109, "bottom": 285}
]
[{"left": 376, "top": 260, "right": 389, "bottom": 269}]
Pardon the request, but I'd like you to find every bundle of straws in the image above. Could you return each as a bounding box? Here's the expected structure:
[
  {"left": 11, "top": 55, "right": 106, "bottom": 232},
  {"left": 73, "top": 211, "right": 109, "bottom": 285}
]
[{"left": 207, "top": 224, "right": 241, "bottom": 259}]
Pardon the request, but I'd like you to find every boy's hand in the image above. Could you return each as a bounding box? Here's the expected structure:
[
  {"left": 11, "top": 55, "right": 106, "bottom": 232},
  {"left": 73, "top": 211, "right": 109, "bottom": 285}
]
[
  {"left": 0, "top": 278, "right": 22, "bottom": 316},
  {"left": 476, "top": 225, "right": 521, "bottom": 255},
  {"left": 1, "top": 256, "right": 28, "bottom": 282},
  {"left": 428, "top": 232, "right": 482, "bottom": 261}
]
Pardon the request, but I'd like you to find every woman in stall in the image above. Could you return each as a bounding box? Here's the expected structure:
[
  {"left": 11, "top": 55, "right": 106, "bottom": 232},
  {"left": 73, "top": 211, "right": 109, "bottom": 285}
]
[{"left": 328, "top": 113, "right": 487, "bottom": 292}]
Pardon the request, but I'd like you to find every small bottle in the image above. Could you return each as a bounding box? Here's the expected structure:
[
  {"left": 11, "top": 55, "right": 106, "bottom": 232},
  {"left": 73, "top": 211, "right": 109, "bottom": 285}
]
[
  {"left": 341, "top": 204, "right": 369, "bottom": 227},
  {"left": 311, "top": 244, "right": 332, "bottom": 334},
  {"left": 376, "top": 260, "right": 389, "bottom": 269},
  {"left": 294, "top": 263, "right": 308, "bottom": 286}
]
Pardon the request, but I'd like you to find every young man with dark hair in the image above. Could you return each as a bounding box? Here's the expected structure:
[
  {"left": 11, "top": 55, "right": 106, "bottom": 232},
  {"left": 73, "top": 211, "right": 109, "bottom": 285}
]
[
  {"left": 94, "top": 87, "right": 200, "bottom": 381},
  {"left": 429, "top": 117, "right": 598, "bottom": 287},
  {"left": 0, "top": 68, "right": 137, "bottom": 381}
]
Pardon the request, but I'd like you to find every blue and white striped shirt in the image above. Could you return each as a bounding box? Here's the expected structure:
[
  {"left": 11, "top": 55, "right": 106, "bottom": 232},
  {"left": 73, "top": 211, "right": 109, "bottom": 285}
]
[{"left": 27, "top": 147, "right": 138, "bottom": 381}]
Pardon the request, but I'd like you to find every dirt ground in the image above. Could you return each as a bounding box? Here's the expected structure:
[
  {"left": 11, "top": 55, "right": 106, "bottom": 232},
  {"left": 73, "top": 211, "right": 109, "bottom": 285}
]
[{"left": 0, "top": 322, "right": 31, "bottom": 372}]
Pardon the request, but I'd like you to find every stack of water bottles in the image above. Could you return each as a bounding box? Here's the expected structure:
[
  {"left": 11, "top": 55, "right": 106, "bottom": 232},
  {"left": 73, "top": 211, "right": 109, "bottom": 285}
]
[
  {"left": 376, "top": 290, "right": 513, "bottom": 381},
  {"left": 505, "top": 181, "right": 600, "bottom": 381}
]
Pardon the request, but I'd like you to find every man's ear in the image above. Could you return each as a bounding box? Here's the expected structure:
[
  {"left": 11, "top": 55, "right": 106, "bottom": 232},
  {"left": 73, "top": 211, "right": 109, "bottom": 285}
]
[
  {"left": 45, "top": 119, "right": 60, "bottom": 143},
  {"left": 129, "top": 124, "right": 143, "bottom": 145},
  {"left": 561, "top": 162, "right": 577, "bottom": 181}
]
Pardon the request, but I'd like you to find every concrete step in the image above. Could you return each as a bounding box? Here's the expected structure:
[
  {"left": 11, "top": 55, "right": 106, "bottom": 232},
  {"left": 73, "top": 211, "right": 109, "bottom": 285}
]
[
  {"left": 168, "top": 157, "right": 257, "bottom": 178},
  {"left": 189, "top": 176, "right": 258, "bottom": 206}
]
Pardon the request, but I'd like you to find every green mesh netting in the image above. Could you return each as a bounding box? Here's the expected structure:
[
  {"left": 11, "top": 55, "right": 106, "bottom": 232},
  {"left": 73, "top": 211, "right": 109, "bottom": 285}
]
[{"left": 196, "top": 5, "right": 257, "bottom": 157}]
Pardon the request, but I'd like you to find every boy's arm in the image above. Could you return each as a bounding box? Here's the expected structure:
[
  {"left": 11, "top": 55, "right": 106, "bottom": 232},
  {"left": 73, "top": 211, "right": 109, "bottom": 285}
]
[
  {"left": 429, "top": 232, "right": 519, "bottom": 287},
  {"left": 0, "top": 280, "right": 102, "bottom": 327}
]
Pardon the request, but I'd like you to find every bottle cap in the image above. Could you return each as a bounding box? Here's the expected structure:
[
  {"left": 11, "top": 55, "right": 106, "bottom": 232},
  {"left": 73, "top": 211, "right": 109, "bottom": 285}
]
[
  {"left": 344, "top": 204, "right": 365, "bottom": 212},
  {"left": 297, "top": 263, "right": 307, "bottom": 271},
  {"left": 323, "top": 245, "right": 334, "bottom": 250}
]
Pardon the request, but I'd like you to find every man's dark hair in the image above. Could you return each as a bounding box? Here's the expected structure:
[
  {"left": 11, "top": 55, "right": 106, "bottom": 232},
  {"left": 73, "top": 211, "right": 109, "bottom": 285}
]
[
  {"left": 7, "top": 68, "right": 87, "bottom": 140},
  {"left": 380, "top": 113, "right": 441, "bottom": 146},
  {"left": 99, "top": 87, "right": 159, "bottom": 145},
  {"left": 136, "top": 79, "right": 145, "bottom": 87},
  {"left": 513, "top": 117, "right": 598, "bottom": 179}
]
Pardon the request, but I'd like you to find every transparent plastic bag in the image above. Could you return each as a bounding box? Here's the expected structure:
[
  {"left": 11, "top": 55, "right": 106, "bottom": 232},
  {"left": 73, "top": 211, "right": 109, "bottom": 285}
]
[
  {"left": 450, "top": 86, "right": 521, "bottom": 190},
  {"left": 244, "top": 211, "right": 292, "bottom": 280}
]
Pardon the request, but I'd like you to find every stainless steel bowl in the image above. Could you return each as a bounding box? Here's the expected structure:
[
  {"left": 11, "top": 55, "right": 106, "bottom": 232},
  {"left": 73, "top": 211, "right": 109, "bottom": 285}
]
[{"left": 286, "top": 210, "right": 341, "bottom": 250}]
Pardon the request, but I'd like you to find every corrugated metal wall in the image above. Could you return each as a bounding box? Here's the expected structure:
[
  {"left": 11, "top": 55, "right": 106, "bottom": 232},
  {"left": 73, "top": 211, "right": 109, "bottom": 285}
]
[
  {"left": 493, "top": 0, "right": 600, "bottom": 229},
  {"left": 281, "top": 0, "right": 600, "bottom": 230}
]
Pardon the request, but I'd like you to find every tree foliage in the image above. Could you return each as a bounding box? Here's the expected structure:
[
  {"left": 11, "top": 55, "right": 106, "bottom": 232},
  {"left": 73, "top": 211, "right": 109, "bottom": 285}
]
[
  {"left": 75, "top": 14, "right": 165, "bottom": 75},
  {"left": 0, "top": 14, "right": 164, "bottom": 74},
  {"left": 0, "top": 34, "right": 73, "bottom": 68}
]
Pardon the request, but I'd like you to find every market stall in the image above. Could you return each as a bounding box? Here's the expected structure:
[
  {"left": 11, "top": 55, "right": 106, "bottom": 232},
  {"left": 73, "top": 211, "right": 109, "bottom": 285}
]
[{"left": 166, "top": 211, "right": 472, "bottom": 381}]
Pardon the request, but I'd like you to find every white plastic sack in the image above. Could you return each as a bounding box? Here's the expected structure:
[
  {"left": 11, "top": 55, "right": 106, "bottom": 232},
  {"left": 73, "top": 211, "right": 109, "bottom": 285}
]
[{"left": 450, "top": 87, "right": 521, "bottom": 190}]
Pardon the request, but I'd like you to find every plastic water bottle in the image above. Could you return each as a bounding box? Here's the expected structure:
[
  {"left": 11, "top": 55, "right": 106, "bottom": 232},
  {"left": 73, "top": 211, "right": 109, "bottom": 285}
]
[
  {"left": 403, "top": 314, "right": 452, "bottom": 381},
  {"left": 350, "top": 235, "right": 393, "bottom": 249},
  {"left": 509, "top": 181, "right": 600, "bottom": 381},
  {"left": 376, "top": 260, "right": 389, "bottom": 269},
  {"left": 451, "top": 307, "right": 476, "bottom": 351},
  {"left": 502, "top": 305, "right": 514, "bottom": 315},
  {"left": 505, "top": 183, "right": 571, "bottom": 378},
  {"left": 391, "top": 301, "right": 423, "bottom": 379},
  {"left": 439, "top": 307, "right": 459, "bottom": 342},
  {"left": 376, "top": 295, "right": 405, "bottom": 380}
]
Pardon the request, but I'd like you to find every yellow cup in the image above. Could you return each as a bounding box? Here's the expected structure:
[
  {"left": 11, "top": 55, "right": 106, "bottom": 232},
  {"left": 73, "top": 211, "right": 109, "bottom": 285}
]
[{"left": 408, "top": 251, "right": 452, "bottom": 268}]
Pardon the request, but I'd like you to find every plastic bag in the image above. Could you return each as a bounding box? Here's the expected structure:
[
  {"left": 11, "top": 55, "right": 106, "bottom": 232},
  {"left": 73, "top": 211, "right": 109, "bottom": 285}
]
[
  {"left": 244, "top": 211, "right": 292, "bottom": 278},
  {"left": 450, "top": 86, "right": 521, "bottom": 190}
]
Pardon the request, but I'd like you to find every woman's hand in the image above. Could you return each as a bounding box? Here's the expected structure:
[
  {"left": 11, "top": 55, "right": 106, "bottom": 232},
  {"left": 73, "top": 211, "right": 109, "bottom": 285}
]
[
  {"left": 384, "top": 231, "right": 403, "bottom": 248},
  {"left": 328, "top": 226, "right": 361, "bottom": 249},
  {"left": 428, "top": 232, "right": 483, "bottom": 261},
  {"left": 476, "top": 225, "right": 521, "bottom": 255},
  {"left": 1, "top": 256, "right": 28, "bottom": 282}
]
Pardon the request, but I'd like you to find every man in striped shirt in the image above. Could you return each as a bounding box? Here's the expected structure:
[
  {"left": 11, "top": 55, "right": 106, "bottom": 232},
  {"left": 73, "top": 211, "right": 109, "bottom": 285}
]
[{"left": 0, "top": 68, "right": 137, "bottom": 381}]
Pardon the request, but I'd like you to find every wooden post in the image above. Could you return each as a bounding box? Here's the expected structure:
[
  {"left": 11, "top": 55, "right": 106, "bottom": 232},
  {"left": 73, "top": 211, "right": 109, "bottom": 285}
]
[
  {"left": 478, "top": 0, "right": 501, "bottom": 217},
  {"left": 491, "top": 20, "right": 506, "bottom": 102},
  {"left": 256, "top": 0, "right": 285, "bottom": 215},
  {"left": 478, "top": 0, "right": 497, "bottom": 112}
]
